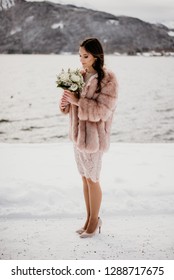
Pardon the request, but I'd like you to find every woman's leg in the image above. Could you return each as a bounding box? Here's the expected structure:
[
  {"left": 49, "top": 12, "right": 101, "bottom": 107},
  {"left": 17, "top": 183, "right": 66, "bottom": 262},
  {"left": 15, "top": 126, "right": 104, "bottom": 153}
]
[
  {"left": 86, "top": 178, "right": 102, "bottom": 233},
  {"left": 82, "top": 176, "right": 90, "bottom": 230}
]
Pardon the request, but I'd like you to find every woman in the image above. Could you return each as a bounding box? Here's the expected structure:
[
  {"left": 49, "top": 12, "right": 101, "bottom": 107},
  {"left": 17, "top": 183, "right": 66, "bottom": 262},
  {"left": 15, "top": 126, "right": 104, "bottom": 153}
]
[{"left": 59, "top": 38, "right": 118, "bottom": 238}]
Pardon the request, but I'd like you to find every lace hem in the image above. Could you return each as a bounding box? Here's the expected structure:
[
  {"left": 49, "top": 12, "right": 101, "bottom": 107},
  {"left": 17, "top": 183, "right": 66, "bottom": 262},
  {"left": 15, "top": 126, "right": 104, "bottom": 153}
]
[{"left": 73, "top": 145, "right": 103, "bottom": 182}]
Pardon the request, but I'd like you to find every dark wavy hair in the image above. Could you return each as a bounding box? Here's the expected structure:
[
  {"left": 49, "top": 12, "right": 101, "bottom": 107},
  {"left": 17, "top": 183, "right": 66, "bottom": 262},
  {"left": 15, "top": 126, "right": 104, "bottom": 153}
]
[{"left": 80, "top": 38, "right": 105, "bottom": 93}]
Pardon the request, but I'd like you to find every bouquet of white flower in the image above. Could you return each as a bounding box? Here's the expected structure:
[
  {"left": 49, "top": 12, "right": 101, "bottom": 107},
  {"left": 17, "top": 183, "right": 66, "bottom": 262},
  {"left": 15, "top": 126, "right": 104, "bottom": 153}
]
[{"left": 56, "top": 68, "right": 84, "bottom": 95}]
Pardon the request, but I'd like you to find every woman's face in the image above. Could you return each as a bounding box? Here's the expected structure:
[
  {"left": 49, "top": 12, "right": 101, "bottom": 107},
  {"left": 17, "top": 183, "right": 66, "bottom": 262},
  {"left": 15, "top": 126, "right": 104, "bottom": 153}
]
[{"left": 79, "top": 46, "right": 96, "bottom": 72}]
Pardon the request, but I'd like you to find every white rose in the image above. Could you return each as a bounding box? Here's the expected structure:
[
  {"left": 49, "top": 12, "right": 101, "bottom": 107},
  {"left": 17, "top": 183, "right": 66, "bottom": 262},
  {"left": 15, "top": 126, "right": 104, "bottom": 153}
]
[
  {"left": 60, "top": 73, "right": 70, "bottom": 81},
  {"left": 69, "top": 84, "right": 78, "bottom": 91},
  {"left": 71, "top": 74, "right": 80, "bottom": 83}
]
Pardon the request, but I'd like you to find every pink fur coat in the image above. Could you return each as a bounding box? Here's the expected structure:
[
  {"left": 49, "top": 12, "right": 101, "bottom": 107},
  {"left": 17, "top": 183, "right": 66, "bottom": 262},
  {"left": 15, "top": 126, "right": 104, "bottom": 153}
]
[{"left": 59, "top": 68, "right": 118, "bottom": 153}]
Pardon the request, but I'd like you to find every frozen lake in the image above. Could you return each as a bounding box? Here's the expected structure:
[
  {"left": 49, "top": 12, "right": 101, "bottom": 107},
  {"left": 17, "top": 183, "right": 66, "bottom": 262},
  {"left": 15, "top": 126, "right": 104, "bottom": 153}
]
[{"left": 0, "top": 54, "right": 174, "bottom": 143}]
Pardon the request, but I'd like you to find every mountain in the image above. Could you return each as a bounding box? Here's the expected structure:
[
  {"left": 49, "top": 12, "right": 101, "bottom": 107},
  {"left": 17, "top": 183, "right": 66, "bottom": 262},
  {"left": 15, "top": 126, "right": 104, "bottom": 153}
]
[{"left": 0, "top": 0, "right": 174, "bottom": 54}]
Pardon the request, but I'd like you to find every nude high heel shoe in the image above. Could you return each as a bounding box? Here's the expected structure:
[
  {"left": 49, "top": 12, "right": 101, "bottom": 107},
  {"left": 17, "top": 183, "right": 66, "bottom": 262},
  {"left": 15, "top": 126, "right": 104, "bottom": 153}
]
[
  {"left": 76, "top": 228, "right": 85, "bottom": 234},
  {"left": 80, "top": 218, "right": 102, "bottom": 238}
]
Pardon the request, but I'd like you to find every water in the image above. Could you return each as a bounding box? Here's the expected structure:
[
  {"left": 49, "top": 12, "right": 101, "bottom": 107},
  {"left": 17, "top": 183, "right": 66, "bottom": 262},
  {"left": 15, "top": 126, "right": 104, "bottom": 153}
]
[{"left": 0, "top": 54, "right": 174, "bottom": 143}]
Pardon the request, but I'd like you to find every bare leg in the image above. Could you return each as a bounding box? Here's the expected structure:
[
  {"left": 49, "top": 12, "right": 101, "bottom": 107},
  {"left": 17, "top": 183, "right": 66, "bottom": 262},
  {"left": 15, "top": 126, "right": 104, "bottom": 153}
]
[
  {"left": 86, "top": 178, "right": 102, "bottom": 233},
  {"left": 82, "top": 176, "right": 90, "bottom": 230}
]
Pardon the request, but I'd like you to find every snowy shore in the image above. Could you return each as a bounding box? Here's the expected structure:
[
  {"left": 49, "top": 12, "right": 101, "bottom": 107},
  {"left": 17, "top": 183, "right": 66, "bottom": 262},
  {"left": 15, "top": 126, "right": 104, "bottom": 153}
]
[{"left": 0, "top": 142, "right": 174, "bottom": 259}]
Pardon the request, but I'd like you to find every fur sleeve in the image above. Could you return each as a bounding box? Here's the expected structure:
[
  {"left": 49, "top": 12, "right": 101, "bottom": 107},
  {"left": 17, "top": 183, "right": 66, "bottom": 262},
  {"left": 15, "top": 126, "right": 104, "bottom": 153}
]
[{"left": 78, "top": 73, "right": 118, "bottom": 122}]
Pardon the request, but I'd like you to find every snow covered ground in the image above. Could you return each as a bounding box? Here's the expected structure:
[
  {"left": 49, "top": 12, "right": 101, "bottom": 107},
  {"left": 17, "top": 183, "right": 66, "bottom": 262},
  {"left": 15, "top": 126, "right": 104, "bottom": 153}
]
[{"left": 0, "top": 142, "right": 174, "bottom": 259}]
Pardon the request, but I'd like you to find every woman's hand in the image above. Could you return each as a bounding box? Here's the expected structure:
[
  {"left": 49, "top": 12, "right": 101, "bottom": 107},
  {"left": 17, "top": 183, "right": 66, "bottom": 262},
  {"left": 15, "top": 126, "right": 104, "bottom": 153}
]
[
  {"left": 60, "top": 94, "right": 70, "bottom": 110},
  {"left": 63, "top": 90, "right": 79, "bottom": 106}
]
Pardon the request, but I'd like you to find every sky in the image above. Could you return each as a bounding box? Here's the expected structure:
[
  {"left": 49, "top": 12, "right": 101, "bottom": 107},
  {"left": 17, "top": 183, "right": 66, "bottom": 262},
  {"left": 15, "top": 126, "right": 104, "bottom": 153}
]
[{"left": 27, "top": 0, "right": 174, "bottom": 23}]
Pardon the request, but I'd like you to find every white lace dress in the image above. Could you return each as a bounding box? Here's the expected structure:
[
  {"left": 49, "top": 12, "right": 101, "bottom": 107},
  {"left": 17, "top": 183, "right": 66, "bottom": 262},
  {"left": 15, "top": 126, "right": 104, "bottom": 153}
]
[
  {"left": 73, "top": 145, "right": 103, "bottom": 182},
  {"left": 73, "top": 72, "right": 104, "bottom": 182}
]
